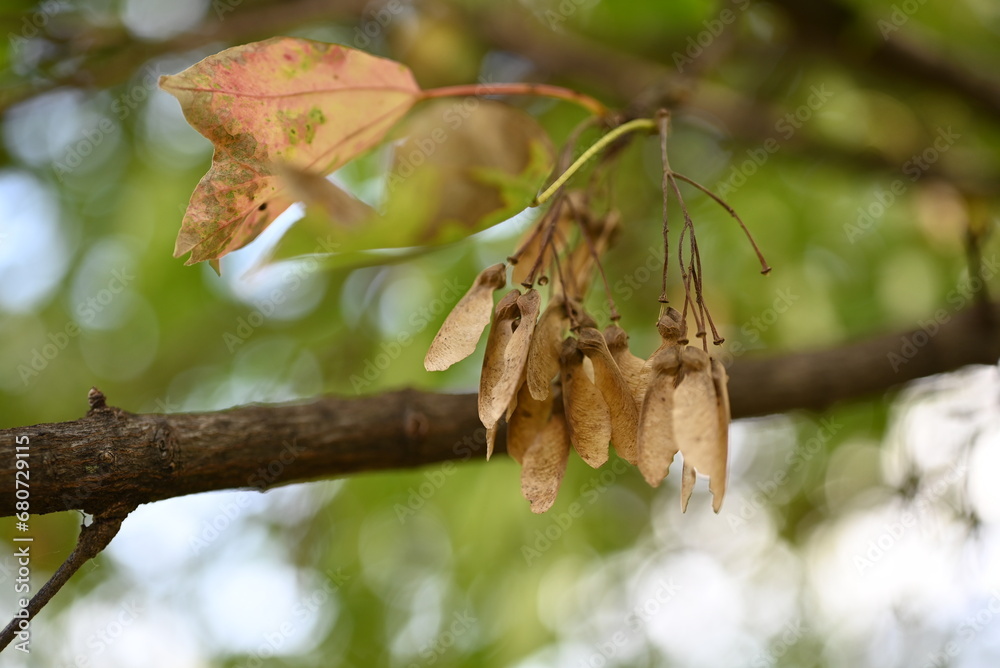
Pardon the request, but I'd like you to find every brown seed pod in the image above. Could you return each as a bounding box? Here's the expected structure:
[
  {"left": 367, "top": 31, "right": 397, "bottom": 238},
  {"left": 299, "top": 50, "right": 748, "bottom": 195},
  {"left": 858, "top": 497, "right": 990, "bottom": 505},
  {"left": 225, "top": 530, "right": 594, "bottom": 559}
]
[
  {"left": 559, "top": 337, "right": 611, "bottom": 468},
  {"left": 566, "top": 209, "right": 620, "bottom": 293},
  {"left": 708, "top": 357, "right": 731, "bottom": 512},
  {"left": 636, "top": 343, "right": 681, "bottom": 487},
  {"left": 673, "top": 346, "right": 725, "bottom": 512},
  {"left": 604, "top": 324, "right": 647, "bottom": 409},
  {"left": 680, "top": 461, "right": 697, "bottom": 513},
  {"left": 507, "top": 381, "right": 554, "bottom": 465},
  {"left": 480, "top": 289, "right": 542, "bottom": 459},
  {"left": 525, "top": 299, "right": 569, "bottom": 401},
  {"left": 478, "top": 289, "right": 521, "bottom": 436},
  {"left": 577, "top": 326, "right": 639, "bottom": 465},
  {"left": 425, "top": 263, "right": 507, "bottom": 371},
  {"left": 520, "top": 407, "right": 571, "bottom": 514},
  {"left": 639, "top": 307, "right": 685, "bottom": 398}
]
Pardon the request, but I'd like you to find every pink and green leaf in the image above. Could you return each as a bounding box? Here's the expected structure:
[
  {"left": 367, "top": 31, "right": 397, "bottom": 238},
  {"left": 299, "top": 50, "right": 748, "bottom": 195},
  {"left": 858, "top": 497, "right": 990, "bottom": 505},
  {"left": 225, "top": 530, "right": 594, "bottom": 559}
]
[{"left": 160, "top": 36, "right": 421, "bottom": 266}]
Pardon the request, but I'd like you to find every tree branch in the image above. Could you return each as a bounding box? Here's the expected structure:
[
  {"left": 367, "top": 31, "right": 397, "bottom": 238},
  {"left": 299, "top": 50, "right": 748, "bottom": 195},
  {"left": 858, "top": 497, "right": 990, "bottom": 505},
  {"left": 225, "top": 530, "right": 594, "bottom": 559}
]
[{"left": 3, "top": 302, "right": 998, "bottom": 518}]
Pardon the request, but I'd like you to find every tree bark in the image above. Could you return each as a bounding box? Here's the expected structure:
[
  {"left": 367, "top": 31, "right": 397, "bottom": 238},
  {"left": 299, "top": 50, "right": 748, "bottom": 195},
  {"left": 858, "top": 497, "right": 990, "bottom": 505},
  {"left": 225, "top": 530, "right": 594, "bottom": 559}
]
[{"left": 2, "top": 302, "right": 998, "bottom": 518}]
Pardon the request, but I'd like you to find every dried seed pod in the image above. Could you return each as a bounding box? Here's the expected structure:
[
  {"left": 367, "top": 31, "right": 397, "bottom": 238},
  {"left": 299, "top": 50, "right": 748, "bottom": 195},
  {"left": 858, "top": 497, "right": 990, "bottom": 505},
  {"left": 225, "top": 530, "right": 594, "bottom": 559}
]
[
  {"left": 567, "top": 210, "right": 619, "bottom": 292},
  {"left": 560, "top": 337, "right": 611, "bottom": 468},
  {"left": 511, "top": 207, "right": 573, "bottom": 286},
  {"left": 680, "top": 461, "right": 697, "bottom": 513},
  {"left": 673, "top": 346, "right": 725, "bottom": 512},
  {"left": 486, "top": 423, "right": 500, "bottom": 462},
  {"left": 425, "top": 263, "right": 507, "bottom": 371},
  {"left": 636, "top": 343, "right": 681, "bottom": 487},
  {"left": 480, "top": 289, "right": 541, "bottom": 459},
  {"left": 604, "top": 323, "right": 646, "bottom": 409},
  {"left": 639, "top": 307, "right": 684, "bottom": 396},
  {"left": 507, "top": 381, "right": 554, "bottom": 464},
  {"left": 708, "top": 357, "right": 731, "bottom": 512},
  {"left": 525, "top": 299, "right": 569, "bottom": 400},
  {"left": 520, "top": 408, "right": 571, "bottom": 514},
  {"left": 479, "top": 290, "right": 521, "bottom": 437},
  {"left": 577, "top": 326, "right": 639, "bottom": 465}
]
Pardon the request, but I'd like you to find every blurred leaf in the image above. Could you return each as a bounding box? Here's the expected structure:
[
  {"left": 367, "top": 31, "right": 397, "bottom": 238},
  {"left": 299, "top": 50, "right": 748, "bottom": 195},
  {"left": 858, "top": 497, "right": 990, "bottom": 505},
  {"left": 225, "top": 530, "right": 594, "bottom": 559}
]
[
  {"left": 159, "top": 36, "right": 421, "bottom": 266},
  {"left": 264, "top": 99, "right": 554, "bottom": 265}
]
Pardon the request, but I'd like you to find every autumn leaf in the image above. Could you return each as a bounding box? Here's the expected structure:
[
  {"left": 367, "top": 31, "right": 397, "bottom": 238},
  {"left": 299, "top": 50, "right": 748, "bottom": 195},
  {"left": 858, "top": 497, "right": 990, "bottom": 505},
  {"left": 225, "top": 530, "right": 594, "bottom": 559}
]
[{"left": 160, "top": 36, "right": 421, "bottom": 266}]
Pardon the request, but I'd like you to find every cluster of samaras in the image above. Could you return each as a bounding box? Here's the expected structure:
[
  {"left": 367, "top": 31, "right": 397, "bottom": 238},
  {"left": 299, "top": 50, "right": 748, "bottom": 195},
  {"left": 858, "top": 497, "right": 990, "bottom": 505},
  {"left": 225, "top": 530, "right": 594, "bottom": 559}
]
[{"left": 424, "top": 245, "right": 730, "bottom": 515}]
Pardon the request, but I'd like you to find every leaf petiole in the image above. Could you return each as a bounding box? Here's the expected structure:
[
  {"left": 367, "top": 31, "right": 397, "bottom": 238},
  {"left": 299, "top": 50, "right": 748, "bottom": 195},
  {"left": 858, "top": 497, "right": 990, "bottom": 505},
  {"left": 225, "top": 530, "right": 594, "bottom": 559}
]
[{"left": 420, "top": 82, "right": 608, "bottom": 117}]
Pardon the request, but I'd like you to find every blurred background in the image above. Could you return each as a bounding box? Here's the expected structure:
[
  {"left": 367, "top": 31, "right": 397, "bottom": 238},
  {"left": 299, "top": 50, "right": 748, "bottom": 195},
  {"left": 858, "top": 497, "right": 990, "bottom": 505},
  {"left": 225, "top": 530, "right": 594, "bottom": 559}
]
[{"left": 2, "top": 0, "right": 1000, "bottom": 666}]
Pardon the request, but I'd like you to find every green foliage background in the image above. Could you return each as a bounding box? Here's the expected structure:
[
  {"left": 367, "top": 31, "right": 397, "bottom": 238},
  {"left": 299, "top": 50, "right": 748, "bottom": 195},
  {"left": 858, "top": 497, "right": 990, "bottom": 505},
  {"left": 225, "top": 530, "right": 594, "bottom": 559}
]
[{"left": 1, "top": 0, "right": 999, "bottom": 666}]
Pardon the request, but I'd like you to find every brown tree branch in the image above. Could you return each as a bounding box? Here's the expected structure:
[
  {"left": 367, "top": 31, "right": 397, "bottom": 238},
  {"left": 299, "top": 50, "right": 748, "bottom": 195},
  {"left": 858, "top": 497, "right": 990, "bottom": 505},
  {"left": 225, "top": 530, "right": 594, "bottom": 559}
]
[{"left": 2, "top": 302, "right": 998, "bottom": 519}]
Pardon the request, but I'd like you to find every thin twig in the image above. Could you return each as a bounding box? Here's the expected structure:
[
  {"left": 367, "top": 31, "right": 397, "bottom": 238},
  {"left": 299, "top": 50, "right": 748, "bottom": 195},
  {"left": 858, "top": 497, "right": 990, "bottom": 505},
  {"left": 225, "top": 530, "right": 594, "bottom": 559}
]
[
  {"left": 0, "top": 502, "right": 135, "bottom": 651},
  {"left": 658, "top": 109, "right": 672, "bottom": 303},
  {"left": 670, "top": 172, "right": 771, "bottom": 274}
]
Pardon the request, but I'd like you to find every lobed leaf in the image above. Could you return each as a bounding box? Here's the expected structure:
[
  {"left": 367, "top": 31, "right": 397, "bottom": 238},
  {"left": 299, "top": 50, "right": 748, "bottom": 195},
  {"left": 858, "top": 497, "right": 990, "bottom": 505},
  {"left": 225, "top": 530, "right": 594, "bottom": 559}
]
[{"left": 160, "top": 37, "right": 421, "bottom": 266}]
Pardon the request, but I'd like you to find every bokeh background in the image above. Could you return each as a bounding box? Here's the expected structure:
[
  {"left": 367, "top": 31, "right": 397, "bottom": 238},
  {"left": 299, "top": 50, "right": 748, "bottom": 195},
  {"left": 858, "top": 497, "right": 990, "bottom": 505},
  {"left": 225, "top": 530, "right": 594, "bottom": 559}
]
[{"left": 2, "top": 0, "right": 1000, "bottom": 666}]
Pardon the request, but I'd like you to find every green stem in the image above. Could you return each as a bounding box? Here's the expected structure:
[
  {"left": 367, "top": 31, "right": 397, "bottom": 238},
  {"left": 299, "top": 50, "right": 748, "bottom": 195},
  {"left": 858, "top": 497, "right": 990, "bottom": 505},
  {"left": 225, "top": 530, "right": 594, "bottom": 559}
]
[
  {"left": 532, "top": 118, "right": 656, "bottom": 207},
  {"left": 420, "top": 82, "right": 608, "bottom": 117}
]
